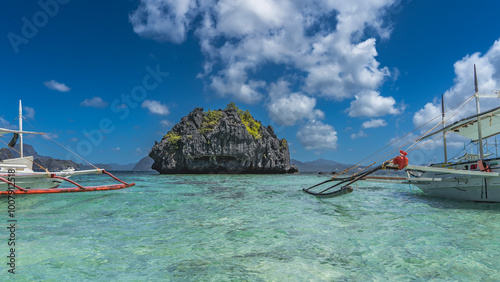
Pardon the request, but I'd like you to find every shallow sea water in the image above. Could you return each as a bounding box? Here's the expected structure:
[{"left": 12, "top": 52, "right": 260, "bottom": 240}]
[{"left": 1, "top": 172, "right": 499, "bottom": 281}]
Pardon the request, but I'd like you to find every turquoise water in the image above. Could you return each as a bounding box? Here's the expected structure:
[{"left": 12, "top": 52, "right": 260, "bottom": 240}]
[{"left": 1, "top": 172, "right": 499, "bottom": 281}]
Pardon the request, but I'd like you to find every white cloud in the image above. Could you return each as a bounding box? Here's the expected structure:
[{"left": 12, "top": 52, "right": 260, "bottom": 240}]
[
  {"left": 23, "top": 106, "right": 35, "bottom": 120},
  {"left": 413, "top": 101, "right": 441, "bottom": 129},
  {"left": 351, "top": 130, "right": 367, "bottom": 139},
  {"left": 296, "top": 120, "right": 338, "bottom": 150},
  {"left": 141, "top": 99, "right": 169, "bottom": 115},
  {"left": 129, "top": 0, "right": 198, "bottom": 43},
  {"left": 160, "top": 120, "right": 173, "bottom": 128},
  {"left": 111, "top": 147, "right": 121, "bottom": 151},
  {"left": 362, "top": 118, "right": 387, "bottom": 128},
  {"left": 0, "top": 117, "right": 13, "bottom": 128},
  {"left": 413, "top": 38, "right": 500, "bottom": 128},
  {"left": 131, "top": 0, "right": 399, "bottom": 107},
  {"left": 135, "top": 147, "right": 150, "bottom": 155},
  {"left": 80, "top": 97, "right": 108, "bottom": 108},
  {"left": 44, "top": 80, "right": 71, "bottom": 92},
  {"left": 267, "top": 80, "right": 324, "bottom": 126},
  {"left": 41, "top": 132, "right": 59, "bottom": 140},
  {"left": 348, "top": 90, "right": 402, "bottom": 117}
]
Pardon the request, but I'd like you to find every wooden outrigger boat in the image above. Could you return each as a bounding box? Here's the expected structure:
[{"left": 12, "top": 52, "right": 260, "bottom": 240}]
[
  {"left": 305, "top": 66, "right": 500, "bottom": 202},
  {"left": 0, "top": 101, "right": 134, "bottom": 195}
]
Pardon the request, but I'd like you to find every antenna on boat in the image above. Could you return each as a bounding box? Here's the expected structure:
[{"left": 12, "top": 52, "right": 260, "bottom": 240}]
[
  {"left": 19, "top": 100, "right": 23, "bottom": 157},
  {"left": 441, "top": 93, "right": 448, "bottom": 163},
  {"left": 474, "top": 64, "right": 485, "bottom": 160},
  {"left": 474, "top": 64, "right": 479, "bottom": 93}
]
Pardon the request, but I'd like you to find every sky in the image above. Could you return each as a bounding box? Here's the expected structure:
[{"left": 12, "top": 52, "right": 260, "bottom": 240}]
[{"left": 2, "top": 0, "right": 500, "bottom": 166}]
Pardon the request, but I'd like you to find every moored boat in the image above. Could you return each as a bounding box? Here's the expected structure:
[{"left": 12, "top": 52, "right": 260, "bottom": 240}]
[
  {"left": 0, "top": 101, "right": 134, "bottom": 195},
  {"left": 305, "top": 66, "right": 500, "bottom": 202}
]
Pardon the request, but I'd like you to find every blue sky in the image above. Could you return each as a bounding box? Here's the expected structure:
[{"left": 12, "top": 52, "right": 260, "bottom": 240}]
[{"left": 2, "top": 0, "right": 500, "bottom": 165}]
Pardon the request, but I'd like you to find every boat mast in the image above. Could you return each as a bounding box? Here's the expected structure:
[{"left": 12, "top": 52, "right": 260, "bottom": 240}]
[
  {"left": 441, "top": 93, "right": 448, "bottom": 163},
  {"left": 474, "top": 65, "right": 484, "bottom": 160},
  {"left": 19, "top": 100, "right": 23, "bottom": 157}
]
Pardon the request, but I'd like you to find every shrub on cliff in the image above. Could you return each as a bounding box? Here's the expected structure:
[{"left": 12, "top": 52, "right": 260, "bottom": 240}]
[{"left": 200, "top": 109, "right": 222, "bottom": 134}]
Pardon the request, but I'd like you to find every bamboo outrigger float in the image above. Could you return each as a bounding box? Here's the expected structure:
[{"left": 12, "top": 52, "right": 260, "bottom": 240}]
[{"left": 0, "top": 100, "right": 134, "bottom": 195}]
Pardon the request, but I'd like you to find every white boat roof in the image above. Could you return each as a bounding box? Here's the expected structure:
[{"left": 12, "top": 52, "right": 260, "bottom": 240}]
[
  {"left": 0, "top": 127, "right": 44, "bottom": 137},
  {"left": 419, "top": 105, "right": 500, "bottom": 142}
]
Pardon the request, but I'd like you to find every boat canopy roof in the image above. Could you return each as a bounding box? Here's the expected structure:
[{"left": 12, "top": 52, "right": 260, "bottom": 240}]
[
  {"left": 0, "top": 127, "right": 44, "bottom": 137},
  {"left": 419, "top": 105, "right": 500, "bottom": 142}
]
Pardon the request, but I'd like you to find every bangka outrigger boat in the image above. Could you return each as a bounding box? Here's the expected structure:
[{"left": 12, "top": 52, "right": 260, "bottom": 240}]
[
  {"left": 0, "top": 101, "right": 135, "bottom": 195},
  {"left": 304, "top": 66, "right": 500, "bottom": 202}
]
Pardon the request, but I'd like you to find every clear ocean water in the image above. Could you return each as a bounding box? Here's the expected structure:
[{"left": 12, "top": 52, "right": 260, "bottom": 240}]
[{"left": 1, "top": 172, "right": 499, "bottom": 281}]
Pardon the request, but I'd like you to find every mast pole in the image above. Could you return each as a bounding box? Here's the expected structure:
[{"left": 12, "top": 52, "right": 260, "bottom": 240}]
[
  {"left": 441, "top": 93, "right": 448, "bottom": 163},
  {"left": 19, "top": 100, "right": 23, "bottom": 157},
  {"left": 474, "top": 64, "right": 484, "bottom": 160}
]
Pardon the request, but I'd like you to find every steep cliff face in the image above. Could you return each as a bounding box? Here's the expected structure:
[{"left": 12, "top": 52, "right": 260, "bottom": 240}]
[{"left": 149, "top": 106, "right": 296, "bottom": 174}]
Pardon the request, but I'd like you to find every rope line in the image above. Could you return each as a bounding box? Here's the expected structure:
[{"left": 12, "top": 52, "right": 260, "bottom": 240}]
[{"left": 0, "top": 138, "right": 49, "bottom": 173}]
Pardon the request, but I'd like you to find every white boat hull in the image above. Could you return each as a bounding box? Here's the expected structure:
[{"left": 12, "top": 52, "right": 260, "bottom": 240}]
[
  {"left": 406, "top": 162, "right": 500, "bottom": 202},
  {"left": 411, "top": 177, "right": 500, "bottom": 202},
  {"left": 0, "top": 174, "right": 62, "bottom": 191}
]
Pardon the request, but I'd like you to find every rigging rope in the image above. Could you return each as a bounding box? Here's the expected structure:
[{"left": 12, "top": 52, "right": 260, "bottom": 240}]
[
  {"left": 333, "top": 94, "right": 478, "bottom": 179},
  {"left": 39, "top": 134, "right": 99, "bottom": 170},
  {"left": 0, "top": 138, "right": 49, "bottom": 173},
  {"left": 4, "top": 116, "right": 99, "bottom": 170}
]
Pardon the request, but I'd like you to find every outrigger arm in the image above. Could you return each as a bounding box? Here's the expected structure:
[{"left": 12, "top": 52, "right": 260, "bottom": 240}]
[
  {"left": 303, "top": 163, "right": 388, "bottom": 198},
  {"left": 303, "top": 150, "right": 409, "bottom": 198},
  {"left": 0, "top": 169, "right": 135, "bottom": 195}
]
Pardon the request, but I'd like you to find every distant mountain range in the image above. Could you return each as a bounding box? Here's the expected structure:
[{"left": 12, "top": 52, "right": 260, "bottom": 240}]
[
  {"left": 0, "top": 144, "right": 155, "bottom": 172},
  {"left": 291, "top": 158, "right": 356, "bottom": 173},
  {"left": 0, "top": 144, "right": 360, "bottom": 173}
]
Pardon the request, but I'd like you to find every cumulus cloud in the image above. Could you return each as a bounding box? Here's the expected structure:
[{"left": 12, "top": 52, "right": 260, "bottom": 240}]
[
  {"left": 413, "top": 38, "right": 500, "bottom": 128},
  {"left": 160, "top": 120, "right": 173, "bottom": 128},
  {"left": 141, "top": 99, "right": 169, "bottom": 115},
  {"left": 362, "top": 118, "right": 387, "bottom": 128},
  {"left": 129, "top": 0, "right": 198, "bottom": 43},
  {"left": 267, "top": 80, "right": 324, "bottom": 126},
  {"left": 296, "top": 120, "right": 338, "bottom": 150},
  {"left": 413, "top": 101, "right": 441, "bottom": 129},
  {"left": 351, "top": 130, "right": 367, "bottom": 139},
  {"left": 130, "top": 0, "right": 399, "bottom": 106},
  {"left": 44, "top": 80, "right": 71, "bottom": 92},
  {"left": 23, "top": 106, "right": 35, "bottom": 119},
  {"left": 80, "top": 97, "right": 108, "bottom": 108},
  {"left": 348, "top": 90, "right": 402, "bottom": 117},
  {"left": 0, "top": 117, "right": 13, "bottom": 128}
]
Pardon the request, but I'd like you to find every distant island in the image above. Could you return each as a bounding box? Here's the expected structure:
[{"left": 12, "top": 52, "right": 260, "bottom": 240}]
[
  {"left": 0, "top": 144, "right": 154, "bottom": 172},
  {"left": 0, "top": 143, "right": 371, "bottom": 174},
  {"left": 149, "top": 103, "right": 298, "bottom": 174}
]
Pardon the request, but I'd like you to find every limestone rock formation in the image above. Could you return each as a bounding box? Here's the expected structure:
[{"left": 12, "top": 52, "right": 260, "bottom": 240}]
[{"left": 149, "top": 105, "right": 296, "bottom": 174}]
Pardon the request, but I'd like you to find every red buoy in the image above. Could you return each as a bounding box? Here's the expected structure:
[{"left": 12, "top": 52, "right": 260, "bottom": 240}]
[{"left": 392, "top": 150, "right": 409, "bottom": 170}]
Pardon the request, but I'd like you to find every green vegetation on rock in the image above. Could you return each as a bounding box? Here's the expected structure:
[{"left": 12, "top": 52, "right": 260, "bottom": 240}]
[
  {"left": 164, "top": 131, "right": 181, "bottom": 150},
  {"left": 226, "top": 103, "right": 262, "bottom": 139},
  {"left": 280, "top": 139, "right": 287, "bottom": 149},
  {"left": 200, "top": 109, "right": 223, "bottom": 134},
  {"left": 238, "top": 109, "right": 262, "bottom": 139},
  {"left": 225, "top": 102, "right": 238, "bottom": 110}
]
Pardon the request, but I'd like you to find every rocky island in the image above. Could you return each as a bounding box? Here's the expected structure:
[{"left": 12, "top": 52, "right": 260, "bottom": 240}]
[{"left": 149, "top": 104, "right": 298, "bottom": 174}]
